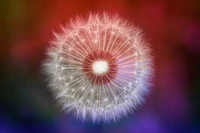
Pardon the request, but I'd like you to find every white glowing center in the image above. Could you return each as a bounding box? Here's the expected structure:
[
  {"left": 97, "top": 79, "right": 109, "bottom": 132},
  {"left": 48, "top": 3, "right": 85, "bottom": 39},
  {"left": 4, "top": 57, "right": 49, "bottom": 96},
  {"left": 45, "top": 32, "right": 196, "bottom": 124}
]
[{"left": 92, "top": 60, "right": 109, "bottom": 75}]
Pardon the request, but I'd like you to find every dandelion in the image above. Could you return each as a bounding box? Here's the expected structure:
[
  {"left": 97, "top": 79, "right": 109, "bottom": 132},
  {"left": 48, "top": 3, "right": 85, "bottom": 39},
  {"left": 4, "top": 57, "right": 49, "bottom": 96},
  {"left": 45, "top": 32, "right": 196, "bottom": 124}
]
[{"left": 43, "top": 13, "right": 153, "bottom": 123}]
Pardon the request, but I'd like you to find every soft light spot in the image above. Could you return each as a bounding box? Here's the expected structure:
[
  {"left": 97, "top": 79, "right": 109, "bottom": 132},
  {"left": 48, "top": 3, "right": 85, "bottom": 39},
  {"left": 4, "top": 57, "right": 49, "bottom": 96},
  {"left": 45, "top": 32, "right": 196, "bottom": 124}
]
[{"left": 92, "top": 60, "right": 109, "bottom": 75}]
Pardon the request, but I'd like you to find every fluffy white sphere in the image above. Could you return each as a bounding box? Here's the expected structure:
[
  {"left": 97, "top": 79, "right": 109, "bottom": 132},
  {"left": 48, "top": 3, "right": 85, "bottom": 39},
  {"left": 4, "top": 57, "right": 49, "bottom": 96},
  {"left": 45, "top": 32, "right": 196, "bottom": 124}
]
[{"left": 43, "top": 13, "right": 153, "bottom": 123}]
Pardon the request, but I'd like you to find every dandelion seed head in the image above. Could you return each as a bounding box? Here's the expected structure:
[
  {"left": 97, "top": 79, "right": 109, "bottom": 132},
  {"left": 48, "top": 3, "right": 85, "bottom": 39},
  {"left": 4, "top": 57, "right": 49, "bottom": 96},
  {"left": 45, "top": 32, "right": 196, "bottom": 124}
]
[{"left": 43, "top": 12, "right": 154, "bottom": 123}]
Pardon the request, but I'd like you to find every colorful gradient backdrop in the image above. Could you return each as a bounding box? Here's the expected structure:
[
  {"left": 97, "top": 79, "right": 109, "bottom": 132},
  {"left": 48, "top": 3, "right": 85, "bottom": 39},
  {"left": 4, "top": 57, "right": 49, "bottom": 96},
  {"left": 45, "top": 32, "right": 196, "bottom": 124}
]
[{"left": 1, "top": 0, "right": 200, "bottom": 133}]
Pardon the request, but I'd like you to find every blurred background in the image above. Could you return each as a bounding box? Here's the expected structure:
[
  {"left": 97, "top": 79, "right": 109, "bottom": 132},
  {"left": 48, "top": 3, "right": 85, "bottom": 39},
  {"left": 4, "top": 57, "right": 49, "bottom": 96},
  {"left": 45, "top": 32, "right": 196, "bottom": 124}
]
[{"left": 1, "top": 0, "right": 200, "bottom": 133}]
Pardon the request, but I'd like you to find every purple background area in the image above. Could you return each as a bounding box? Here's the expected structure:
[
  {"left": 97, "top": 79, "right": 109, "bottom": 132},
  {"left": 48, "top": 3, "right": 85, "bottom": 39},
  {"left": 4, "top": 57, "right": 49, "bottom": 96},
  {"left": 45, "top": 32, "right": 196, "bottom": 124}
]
[{"left": 1, "top": 0, "right": 200, "bottom": 133}]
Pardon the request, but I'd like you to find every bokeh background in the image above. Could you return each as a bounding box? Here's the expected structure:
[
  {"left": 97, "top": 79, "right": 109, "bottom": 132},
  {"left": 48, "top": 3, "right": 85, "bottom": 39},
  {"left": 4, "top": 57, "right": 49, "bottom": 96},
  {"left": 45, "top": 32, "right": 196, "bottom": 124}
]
[{"left": 1, "top": 0, "right": 200, "bottom": 133}]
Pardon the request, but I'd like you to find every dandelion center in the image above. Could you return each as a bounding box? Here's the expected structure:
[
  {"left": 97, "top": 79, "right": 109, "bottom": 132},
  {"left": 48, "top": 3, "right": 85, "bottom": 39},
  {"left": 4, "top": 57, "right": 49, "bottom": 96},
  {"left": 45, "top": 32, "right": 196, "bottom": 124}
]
[
  {"left": 92, "top": 60, "right": 109, "bottom": 75},
  {"left": 82, "top": 51, "right": 118, "bottom": 85}
]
